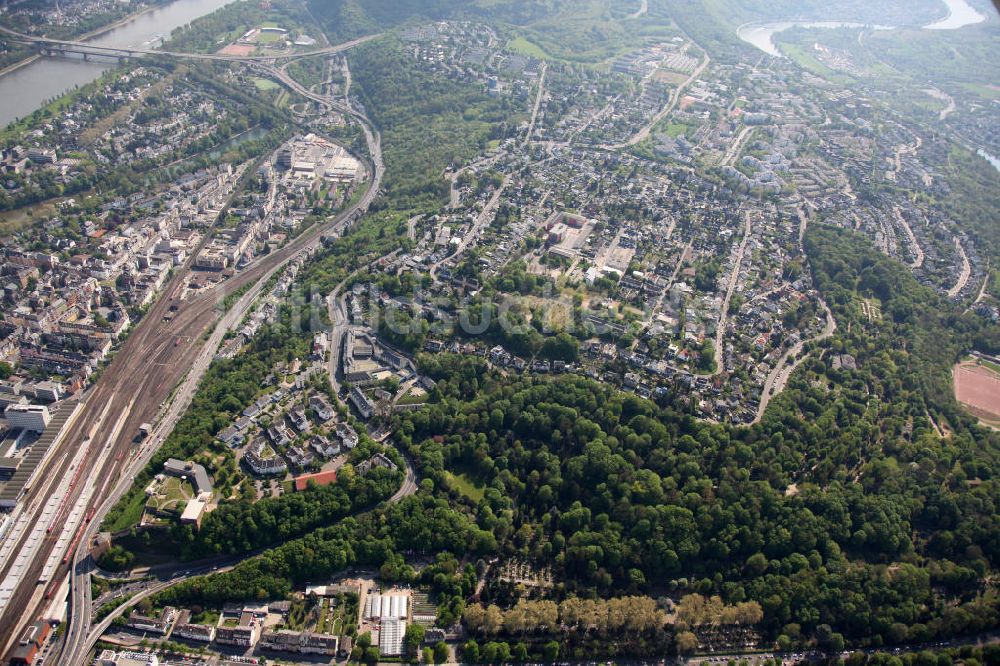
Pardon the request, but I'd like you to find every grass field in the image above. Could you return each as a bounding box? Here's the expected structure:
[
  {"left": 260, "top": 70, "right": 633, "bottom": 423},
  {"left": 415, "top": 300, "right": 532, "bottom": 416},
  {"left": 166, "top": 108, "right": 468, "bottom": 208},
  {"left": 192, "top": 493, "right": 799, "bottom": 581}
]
[
  {"left": 189, "top": 608, "right": 220, "bottom": 625},
  {"left": 959, "top": 82, "right": 1000, "bottom": 101},
  {"left": 660, "top": 121, "right": 692, "bottom": 138},
  {"left": 253, "top": 77, "right": 280, "bottom": 91},
  {"left": 506, "top": 36, "right": 550, "bottom": 60},
  {"left": 102, "top": 491, "right": 147, "bottom": 533},
  {"left": 0, "top": 89, "right": 79, "bottom": 142},
  {"left": 0, "top": 198, "right": 65, "bottom": 237},
  {"left": 779, "top": 43, "right": 855, "bottom": 85},
  {"left": 397, "top": 387, "right": 428, "bottom": 406},
  {"left": 256, "top": 31, "right": 283, "bottom": 44},
  {"left": 145, "top": 477, "right": 194, "bottom": 515},
  {"left": 503, "top": 0, "right": 675, "bottom": 65},
  {"left": 653, "top": 69, "right": 689, "bottom": 85},
  {"left": 442, "top": 470, "right": 485, "bottom": 503}
]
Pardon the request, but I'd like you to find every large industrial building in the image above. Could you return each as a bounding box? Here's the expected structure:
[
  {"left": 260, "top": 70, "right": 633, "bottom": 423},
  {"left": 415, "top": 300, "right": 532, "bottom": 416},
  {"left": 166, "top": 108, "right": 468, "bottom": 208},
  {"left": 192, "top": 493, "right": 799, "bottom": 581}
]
[
  {"left": 379, "top": 617, "right": 406, "bottom": 657},
  {"left": 277, "top": 134, "right": 361, "bottom": 185}
]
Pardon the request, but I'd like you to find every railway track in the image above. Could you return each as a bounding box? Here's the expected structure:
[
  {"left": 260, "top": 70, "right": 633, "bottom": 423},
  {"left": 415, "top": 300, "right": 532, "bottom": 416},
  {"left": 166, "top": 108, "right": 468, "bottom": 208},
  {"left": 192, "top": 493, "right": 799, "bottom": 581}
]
[
  {"left": 53, "top": 76, "right": 385, "bottom": 666},
  {"left": 1, "top": 41, "right": 385, "bottom": 663}
]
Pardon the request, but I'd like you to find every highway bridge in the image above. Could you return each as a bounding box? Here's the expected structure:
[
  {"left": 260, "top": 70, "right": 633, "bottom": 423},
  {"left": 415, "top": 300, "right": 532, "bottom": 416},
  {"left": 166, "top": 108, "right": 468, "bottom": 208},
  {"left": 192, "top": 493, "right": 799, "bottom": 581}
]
[{"left": 0, "top": 25, "right": 377, "bottom": 63}]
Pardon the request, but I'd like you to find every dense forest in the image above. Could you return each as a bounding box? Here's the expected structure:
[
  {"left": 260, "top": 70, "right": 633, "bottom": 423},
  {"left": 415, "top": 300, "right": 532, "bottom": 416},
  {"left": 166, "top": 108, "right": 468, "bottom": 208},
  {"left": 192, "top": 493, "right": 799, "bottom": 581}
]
[
  {"left": 165, "top": 453, "right": 402, "bottom": 560},
  {"left": 349, "top": 38, "right": 521, "bottom": 211},
  {"left": 104, "top": 1, "right": 1000, "bottom": 659},
  {"left": 307, "top": 0, "right": 612, "bottom": 42},
  {"left": 148, "top": 224, "right": 1000, "bottom": 656},
  {"left": 392, "top": 226, "right": 1000, "bottom": 649},
  {"left": 153, "top": 493, "right": 494, "bottom": 606}
]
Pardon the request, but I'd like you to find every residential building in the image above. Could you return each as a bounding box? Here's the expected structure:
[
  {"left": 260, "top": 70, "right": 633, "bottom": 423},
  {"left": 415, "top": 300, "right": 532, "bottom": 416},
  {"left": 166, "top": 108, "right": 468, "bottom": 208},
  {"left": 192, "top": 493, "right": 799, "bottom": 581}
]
[
  {"left": 349, "top": 387, "right": 375, "bottom": 419},
  {"left": 172, "top": 622, "right": 215, "bottom": 642},
  {"left": 243, "top": 440, "right": 287, "bottom": 476},
  {"left": 126, "top": 607, "right": 176, "bottom": 635},
  {"left": 162, "top": 458, "right": 213, "bottom": 496},
  {"left": 216, "top": 611, "right": 260, "bottom": 647}
]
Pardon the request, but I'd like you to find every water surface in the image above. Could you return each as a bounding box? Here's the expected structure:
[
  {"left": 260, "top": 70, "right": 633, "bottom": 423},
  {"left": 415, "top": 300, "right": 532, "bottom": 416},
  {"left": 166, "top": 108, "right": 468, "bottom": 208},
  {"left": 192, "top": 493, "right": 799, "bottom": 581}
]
[
  {"left": 736, "top": 0, "right": 989, "bottom": 57},
  {"left": 0, "top": 0, "right": 237, "bottom": 128}
]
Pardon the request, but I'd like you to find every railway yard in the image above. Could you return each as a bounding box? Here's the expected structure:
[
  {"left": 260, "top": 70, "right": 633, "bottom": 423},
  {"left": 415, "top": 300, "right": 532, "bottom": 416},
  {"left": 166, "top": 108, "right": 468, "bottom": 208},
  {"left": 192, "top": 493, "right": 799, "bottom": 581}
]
[{"left": 0, "top": 53, "right": 382, "bottom": 661}]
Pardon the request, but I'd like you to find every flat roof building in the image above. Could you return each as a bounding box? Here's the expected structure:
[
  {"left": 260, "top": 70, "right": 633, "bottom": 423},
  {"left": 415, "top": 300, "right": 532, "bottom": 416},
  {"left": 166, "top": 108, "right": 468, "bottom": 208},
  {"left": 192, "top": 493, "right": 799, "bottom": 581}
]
[
  {"left": 163, "top": 458, "right": 212, "bottom": 495},
  {"left": 3, "top": 403, "right": 50, "bottom": 432},
  {"left": 95, "top": 650, "right": 159, "bottom": 666},
  {"left": 180, "top": 498, "right": 207, "bottom": 526}
]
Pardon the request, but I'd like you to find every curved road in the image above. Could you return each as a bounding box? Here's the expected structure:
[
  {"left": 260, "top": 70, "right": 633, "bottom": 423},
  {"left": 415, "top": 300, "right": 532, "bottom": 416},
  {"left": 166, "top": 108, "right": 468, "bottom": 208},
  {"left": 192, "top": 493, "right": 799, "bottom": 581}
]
[
  {"left": 754, "top": 299, "right": 836, "bottom": 423},
  {"left": 947, "top": 237, "right": 972, "bottom": 299},
  {"left": 66, "top": 448, "right": 417, "bottom": 665}
]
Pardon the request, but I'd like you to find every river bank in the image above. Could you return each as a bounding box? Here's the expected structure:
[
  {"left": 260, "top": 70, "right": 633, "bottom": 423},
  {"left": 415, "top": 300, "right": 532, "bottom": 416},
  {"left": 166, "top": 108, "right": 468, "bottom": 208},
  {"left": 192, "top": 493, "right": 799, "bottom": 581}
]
[
  {"left": 0, "top": 53, "right": 39, "bottom": 78},
  {"left": 736, "top": 0, "right": 988, "bottom": 57},
  {"left": 0, "top": 0, "right": 237, "bottom": 128},
  {"left": 0, "top": 0, "right": 162, "bottom": 77},
  {"left": 69, "top": 2, "right": 161, "bottom": 43}
]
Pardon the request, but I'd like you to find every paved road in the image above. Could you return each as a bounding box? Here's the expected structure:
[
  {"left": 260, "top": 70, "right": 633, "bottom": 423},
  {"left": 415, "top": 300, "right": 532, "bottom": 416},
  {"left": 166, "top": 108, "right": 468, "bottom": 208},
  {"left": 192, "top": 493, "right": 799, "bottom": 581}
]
[
  {"left": 0, "top": 182, "right": 248, "bottom": 658},
  {"left": 325, "top": 249, "right": 401, "bottom": 395},
  {"left": 68, "top": 448, "right": 418, "bottom": 664},
  {"left": 948, "top": 236, "right": 972, "bottom": 299},
  {"left": 754, "top": 299, "right": 836, "bottom": 423},
  {"left": 430, "top": 174, "right": 510, "bottom": 280},
  {"left": 58, "top": 252, "right": 295, "bottom": 665},
  {"left": 523, "top": 62, "right": 547, "bottom": 146},
  {"left": 719, "top": 125, "right": 754, "bottom": 167},
  {"left": 614, "top": 50, "right": 711, "bottom": 148},
  {"left": 645, "top": 240, "right": 690, "bottom": 325},
  {"left": 389, "top": 453, "right": 419, "bottom": 503},
  {"left": 713, "top": 211, "right": 752, "bottom": 375},
  {"left": 972, "top": 259, "right": 991, "bottom": 306},
  {"left": 629, "top": 0, "right": 649, "bottom": 19},
  {"left": 894, "top": 206, "right": 925, "bottom": 269}
]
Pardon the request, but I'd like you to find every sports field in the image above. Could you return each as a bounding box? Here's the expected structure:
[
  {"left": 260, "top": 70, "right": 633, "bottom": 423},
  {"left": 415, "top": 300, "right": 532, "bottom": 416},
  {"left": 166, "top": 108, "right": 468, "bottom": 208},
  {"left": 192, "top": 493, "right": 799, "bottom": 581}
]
[
  {"left": 218, "top": 43, "right": 254, "bottom": 57},
  {"left": 954, "top": 360, "right": 1000, "bottom": 427}
]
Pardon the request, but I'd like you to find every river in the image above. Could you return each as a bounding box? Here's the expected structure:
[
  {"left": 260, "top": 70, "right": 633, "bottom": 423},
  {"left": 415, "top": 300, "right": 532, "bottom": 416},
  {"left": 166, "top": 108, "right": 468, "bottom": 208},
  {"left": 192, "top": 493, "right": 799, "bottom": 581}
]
[
  {"left": 0, "top": 0, "right": 237, "bottom": 128},
  {"left": 925, "top": 0, "right": 987, "bottom": 29},
  {"left": 736, "top": 0, "right": 988, "bottom": 57},
  {"left": 978, "top": 149, "right": 1000, "bottom": 174}
]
